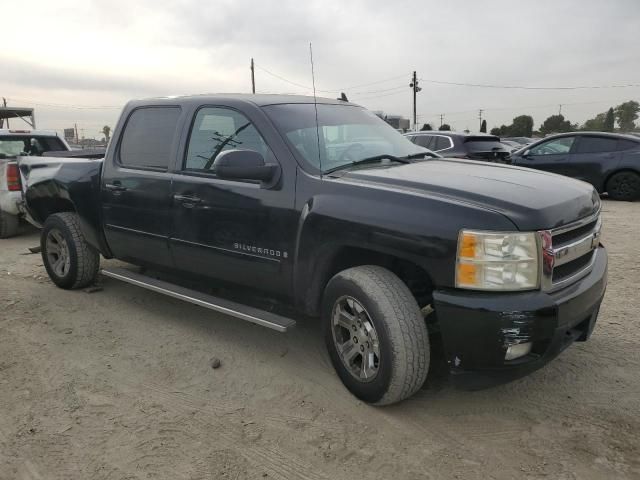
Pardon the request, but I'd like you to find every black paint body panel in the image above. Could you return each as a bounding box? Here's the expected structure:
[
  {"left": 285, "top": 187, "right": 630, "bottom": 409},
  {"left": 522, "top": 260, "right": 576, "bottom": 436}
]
[{"left": 21, "top": 94, "right": 608, "bottom": 388}]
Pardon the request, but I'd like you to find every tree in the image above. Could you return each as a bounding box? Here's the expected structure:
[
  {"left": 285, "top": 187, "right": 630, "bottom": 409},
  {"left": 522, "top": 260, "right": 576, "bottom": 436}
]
[
  {"left": 614, "top": 101, "right": 639, "bottom": 131},
  {"left": 439, "top": 124, "right": 451, "bottom": 131},
  {"left": 510, "top": 115, "right": 534, "bottom": 136},
  {"left": 490, "top": 127, "right": 501, "bottom": 136},
  {"left": 603, "top": 107, "right": 615, "bottom": 132},
  {"left": 582, "top": 112, "right": 606, "bottom": 131},
  {"left": 539, "top": 114, "right": 573, "bottom": 135},
  {"left": 420, "top": 123, "right": 432, "bottom": 131},
  {"left": 102, "top": 125, "right": 111, "bottom": 143},
  {"left": 480, "top": 119, "right": 487, "bottom": 133}
]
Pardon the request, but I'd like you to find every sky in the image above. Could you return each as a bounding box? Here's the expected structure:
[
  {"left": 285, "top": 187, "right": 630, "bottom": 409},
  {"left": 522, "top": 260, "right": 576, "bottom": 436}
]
[{"left": 1, "top": 0, "right": 639, "bottom": 137}]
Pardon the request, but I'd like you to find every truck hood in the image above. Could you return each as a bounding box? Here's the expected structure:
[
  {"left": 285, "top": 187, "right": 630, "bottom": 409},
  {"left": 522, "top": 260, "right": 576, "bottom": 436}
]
[{"left": 337, "top": 159, "right": 600, "bottom": 230}]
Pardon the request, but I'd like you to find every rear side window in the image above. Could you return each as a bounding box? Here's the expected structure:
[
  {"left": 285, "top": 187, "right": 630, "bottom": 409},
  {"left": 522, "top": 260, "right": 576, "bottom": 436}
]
[
  {"left": 119, "top": 107, "right": 181, "bottom": 170},
  {"left": 575, "top": 136, "right": 618, "bottom": 154},
  {"left": 617, "top": 139, "right": 640, "bottom": 151}
]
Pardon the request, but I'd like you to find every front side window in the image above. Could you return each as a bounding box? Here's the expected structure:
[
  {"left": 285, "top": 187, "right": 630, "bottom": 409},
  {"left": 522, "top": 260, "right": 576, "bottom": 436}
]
[
  {"left": 529, "top": 136, "right": 575, "bottom": 156},
  {"left": 184, "top": 107, "right": 272, "bottom": 173},
  {"left": 119, "top": 107, "right": 181, "bottom": 169}
]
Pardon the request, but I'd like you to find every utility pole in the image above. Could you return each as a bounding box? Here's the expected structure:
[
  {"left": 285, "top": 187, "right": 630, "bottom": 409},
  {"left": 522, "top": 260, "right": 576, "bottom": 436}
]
[
  {"left": 558, "top": 104, "right": 563, "bottom": 116},
  {"left": 478, "top": 109, "right": 483, "bottom": 131},
  {"left": 74, "top": 123, "right": 79, "bottom": 144},
  {"left": 250, "top": 58, "right": 256, "bottom": 94},
  {"left": 2, "top": 97, "right": 8, "bottom": 128},
  {"left": 440, "top": 114, "right": 444, "bottom": 128},
  {"left": 409, "top": 71, "right": 421, "bottom": 131}
]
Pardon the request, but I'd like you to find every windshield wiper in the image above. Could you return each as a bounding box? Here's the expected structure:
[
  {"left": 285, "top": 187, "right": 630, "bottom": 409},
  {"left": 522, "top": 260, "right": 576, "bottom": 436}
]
[
  {"left": 324, "top": 154, "right": 410, "bottom": 174},
  {"left": 403, "top": 152, "right": 438, "bottom": 160}
]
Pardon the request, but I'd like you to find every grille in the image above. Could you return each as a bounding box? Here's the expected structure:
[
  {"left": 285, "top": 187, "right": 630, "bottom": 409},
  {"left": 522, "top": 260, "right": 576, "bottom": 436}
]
[{"left": 543, "top": 212, "right": 601, "bottom": 291}]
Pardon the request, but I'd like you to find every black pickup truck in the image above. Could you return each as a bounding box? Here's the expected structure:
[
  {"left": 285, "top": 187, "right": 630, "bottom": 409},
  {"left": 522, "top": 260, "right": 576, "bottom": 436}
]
[{"left": 19, "top": 94, "right": 607, "bottom": 405}]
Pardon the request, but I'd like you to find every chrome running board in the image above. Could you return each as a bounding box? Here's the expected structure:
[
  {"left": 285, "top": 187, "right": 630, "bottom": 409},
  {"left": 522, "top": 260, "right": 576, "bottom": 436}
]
[{"left": 100, "top": 267, "right": 295, "bottom": 332}]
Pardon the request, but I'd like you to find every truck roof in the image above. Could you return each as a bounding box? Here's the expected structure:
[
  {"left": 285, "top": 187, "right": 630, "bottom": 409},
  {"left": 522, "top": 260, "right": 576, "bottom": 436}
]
[
  {"left": 0, "top": 129, "right": 60, "bottom": 137},
  {"left": 128, "top": 93, "right": 357, "bottom": 108}
]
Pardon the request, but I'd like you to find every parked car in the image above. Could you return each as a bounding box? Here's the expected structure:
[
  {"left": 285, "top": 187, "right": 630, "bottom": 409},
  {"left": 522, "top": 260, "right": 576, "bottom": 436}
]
[
  {"left": 404, "top": 131, "right": 511, "bottom": 163},
  {"left": 511, "top": 132, "right": 640, "bottom": 201},
  {"left": 503, "top": 136, "right": 535, "bottom": 146},
  {"left": 500, "top": 139, "right": 523, "bottom": 153},
  {"left": 0, "top": 129, "right": 71, "bottom": 238},
  {"left": 19, "top": 94, "right": 606, "bottom": 405}
]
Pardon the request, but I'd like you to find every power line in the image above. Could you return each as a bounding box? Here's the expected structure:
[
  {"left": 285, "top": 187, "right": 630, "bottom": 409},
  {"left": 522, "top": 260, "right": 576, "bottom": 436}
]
[
  {"left": 253, "top": 64, "right": 314, "bottom": 91},
  {"left": 253, "top": 62, "right": 411, "bottom": 95},
  {"left": 419, "top": 78, "right": 640, "bottom": 90}
]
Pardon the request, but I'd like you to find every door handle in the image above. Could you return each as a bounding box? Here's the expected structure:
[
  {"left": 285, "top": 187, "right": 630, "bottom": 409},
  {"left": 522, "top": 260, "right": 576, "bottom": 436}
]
[
  {"left": 173, "top": 194, "right": 202, "bottom": 206},
  {"left": 105, "top": 183, "right": 127, "bottom": 192}
]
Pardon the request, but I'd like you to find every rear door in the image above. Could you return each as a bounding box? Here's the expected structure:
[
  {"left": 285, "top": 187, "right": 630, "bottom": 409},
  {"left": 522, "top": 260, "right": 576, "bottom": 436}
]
[
  {"left": 101, "top": 106, "right": 182, "bottom": 267},
  {"left": 518, "top": 136, "right": 577, "bottom": 177},
  {"left": 569, "top": 135, "right": 621, "bottom": 187},
  {"left": 169, "top": 105, "right": 296, "bottom": 294}
]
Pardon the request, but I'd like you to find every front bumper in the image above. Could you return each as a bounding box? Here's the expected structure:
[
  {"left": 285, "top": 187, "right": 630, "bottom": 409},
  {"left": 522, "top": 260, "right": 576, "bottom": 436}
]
[{"left": 433, "top": 246, "right": 607, "bottom": 390}]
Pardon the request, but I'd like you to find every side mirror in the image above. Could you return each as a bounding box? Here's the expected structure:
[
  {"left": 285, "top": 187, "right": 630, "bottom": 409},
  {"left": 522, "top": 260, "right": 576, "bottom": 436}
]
[{"left": 213, "top": 149, "right": 278, "bottom": 182}]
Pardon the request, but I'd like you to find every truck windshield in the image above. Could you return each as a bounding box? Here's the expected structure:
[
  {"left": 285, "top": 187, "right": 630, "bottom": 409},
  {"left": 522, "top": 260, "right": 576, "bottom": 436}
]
[{"left": 263, "top": 103, "right": 429, "bottom": 172}]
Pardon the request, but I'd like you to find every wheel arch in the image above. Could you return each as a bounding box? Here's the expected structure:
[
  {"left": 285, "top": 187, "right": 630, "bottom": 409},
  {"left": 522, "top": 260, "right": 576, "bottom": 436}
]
[
  {"left": 297, "top": 243, "right": 436, "bottom": 317},
  {"left": 604, "top": 168, "right": 640, "bottom": 193}
]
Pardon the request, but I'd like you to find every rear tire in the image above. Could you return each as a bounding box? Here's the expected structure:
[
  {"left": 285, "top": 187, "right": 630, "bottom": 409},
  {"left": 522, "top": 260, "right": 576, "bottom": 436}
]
[
  {"left": 606, "top": 171, "right": 640, "bottom": 201},
  {"left": 41, "top": 212, "right": 100, "bottom": 289},
  {"left": 0, "top": 211, "right": 19, "bottom": 238},
  {"left": 323, "top": 265, "right": 429, "bottom": 405}
]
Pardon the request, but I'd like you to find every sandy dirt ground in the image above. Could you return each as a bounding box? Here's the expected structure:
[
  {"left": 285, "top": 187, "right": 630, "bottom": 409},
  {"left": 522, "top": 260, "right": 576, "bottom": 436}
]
[{"left": 1, "top": 199, "right": 639, "bottom": 480}]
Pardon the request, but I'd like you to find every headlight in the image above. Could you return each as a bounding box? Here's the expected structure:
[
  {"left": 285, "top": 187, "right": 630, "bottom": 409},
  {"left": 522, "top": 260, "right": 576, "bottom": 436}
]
[{"left": 456, "top": 230, "right": 540, "bottom": 291}]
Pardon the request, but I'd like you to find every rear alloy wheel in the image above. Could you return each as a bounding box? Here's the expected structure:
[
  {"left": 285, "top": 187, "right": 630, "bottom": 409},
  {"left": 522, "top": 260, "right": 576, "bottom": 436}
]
[
  {"left": 606, "top": 171, "right": 640, "bottom": 201},
  {"left": 41, "top": 212, "right": 100, "bottom": 289},
  {"left": 323, "top": 265, "right": 429, "bottom": 405}
]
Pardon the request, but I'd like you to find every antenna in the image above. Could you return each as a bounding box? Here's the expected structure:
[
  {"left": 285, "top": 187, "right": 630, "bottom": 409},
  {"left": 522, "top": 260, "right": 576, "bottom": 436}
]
[{"left": 309, "top": 42, "right": 322, "bottom": 176}]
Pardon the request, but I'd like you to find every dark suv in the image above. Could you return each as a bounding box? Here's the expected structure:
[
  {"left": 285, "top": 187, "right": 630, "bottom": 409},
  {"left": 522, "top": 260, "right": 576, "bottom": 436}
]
[
  {"left": 511, "top": 132, "right": 640, "bottom": 201},
  {"left": 404, "top": 132, "right": 510, "bottom": 163}
]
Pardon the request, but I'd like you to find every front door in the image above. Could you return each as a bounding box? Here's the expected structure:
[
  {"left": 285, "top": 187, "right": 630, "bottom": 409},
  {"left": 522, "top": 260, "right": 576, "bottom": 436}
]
[
  {"left": 101, "top": 106, "right": 182, "bottom": 267},
  {"left": 169, "top": 106, "right": 296, "bottom": 294}
]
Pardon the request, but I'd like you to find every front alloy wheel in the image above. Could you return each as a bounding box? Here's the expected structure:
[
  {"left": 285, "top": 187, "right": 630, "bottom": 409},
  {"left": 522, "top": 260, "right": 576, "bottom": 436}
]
[{"left": 323, "top": 265, "right": 430, "bottom": 405}]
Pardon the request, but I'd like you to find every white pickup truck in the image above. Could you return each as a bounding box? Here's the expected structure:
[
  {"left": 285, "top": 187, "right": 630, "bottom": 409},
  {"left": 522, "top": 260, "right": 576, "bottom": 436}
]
[{"left": 0, "top": 129, "right": 73, "bottom": 237}]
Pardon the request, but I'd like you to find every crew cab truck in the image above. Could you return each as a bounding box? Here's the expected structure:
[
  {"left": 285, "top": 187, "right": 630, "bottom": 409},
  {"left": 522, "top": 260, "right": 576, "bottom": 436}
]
[{"left": 19, "top": 95, "right": 607, "bottom": 405}]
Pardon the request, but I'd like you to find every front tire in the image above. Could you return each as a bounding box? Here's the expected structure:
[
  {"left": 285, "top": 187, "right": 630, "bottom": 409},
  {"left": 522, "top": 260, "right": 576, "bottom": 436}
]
[
  {"left": 606, "top": 171, "right": 640, "bottom": 201},
  {"left": 323, "top": 265, "right": 429, "bottom": 405},
  {"left": 0, "top": 211, "right": 19, "bottom": 238},
  {"left": 41, "top": 212, "right": 100, "bottom": 289}
]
